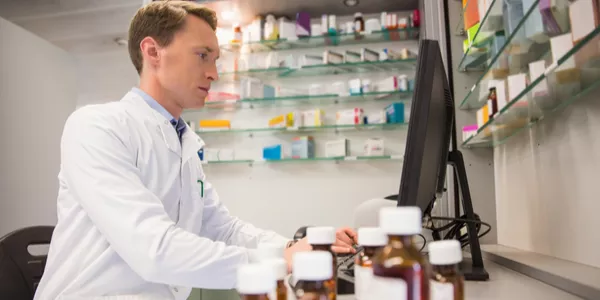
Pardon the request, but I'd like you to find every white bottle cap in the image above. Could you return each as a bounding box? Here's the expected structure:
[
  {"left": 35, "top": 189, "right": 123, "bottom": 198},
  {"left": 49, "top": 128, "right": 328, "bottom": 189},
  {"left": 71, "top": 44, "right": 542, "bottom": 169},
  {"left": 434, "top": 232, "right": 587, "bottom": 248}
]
[
  {"left": 307, "top": 226, "right": 335, "bottom": 245},
  {"left": 293, "top": 251, "right": 333, "bottom": 281},
  {"left": 428, "top": 240, "right": 463, "bottom": 265},
  {"left": 257, "top": 243, "right": 285, "bottom": 261},
  {"left": 264, "top": 258, "right": 288, "bottom": 280},
  {"left": 236, "top": 264, "right": 276, "bottom": 295},
  {"left": 355, "top": 12, "right": 363, "bottom": 18},
  {"left": 357, "top": 227, "right": 388, "bottom": 246},
  {"left": 379, "top": 206, "right": 422, "bottom": 235}
]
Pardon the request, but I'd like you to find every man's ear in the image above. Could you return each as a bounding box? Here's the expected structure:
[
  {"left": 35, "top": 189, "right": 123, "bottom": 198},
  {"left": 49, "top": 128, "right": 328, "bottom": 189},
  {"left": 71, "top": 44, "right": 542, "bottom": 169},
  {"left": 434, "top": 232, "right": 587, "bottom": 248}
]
[{"left": 140, "top": 37, "right": 160, "bottom": 69}]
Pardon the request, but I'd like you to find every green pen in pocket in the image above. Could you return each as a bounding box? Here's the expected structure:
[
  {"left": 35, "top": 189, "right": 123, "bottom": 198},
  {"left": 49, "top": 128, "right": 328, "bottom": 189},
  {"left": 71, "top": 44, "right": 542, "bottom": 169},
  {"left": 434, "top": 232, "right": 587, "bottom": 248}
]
[{"left": 197, "top": 179, "right": 204, "bottom": 197}]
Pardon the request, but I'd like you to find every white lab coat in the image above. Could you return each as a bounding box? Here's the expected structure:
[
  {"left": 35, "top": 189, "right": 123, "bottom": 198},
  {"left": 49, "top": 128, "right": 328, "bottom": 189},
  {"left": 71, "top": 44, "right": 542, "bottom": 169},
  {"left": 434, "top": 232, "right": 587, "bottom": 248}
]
[{"left": 34, "top": 91, "right": 289, "bottom": 300}]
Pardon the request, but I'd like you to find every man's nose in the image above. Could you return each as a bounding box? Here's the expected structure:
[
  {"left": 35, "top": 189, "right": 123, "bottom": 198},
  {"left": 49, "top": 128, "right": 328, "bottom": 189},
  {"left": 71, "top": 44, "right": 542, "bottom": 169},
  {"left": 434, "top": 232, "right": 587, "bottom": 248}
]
[{"left": 206, "top": 63, "right": 219, "bottom": 81}]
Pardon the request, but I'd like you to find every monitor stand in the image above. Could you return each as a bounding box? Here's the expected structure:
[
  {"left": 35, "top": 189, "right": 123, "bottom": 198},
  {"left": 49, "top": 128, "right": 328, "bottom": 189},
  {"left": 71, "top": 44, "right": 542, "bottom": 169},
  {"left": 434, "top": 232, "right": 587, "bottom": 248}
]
[{"left": 447, "top": 150, "right": 490, "bottom": 281}]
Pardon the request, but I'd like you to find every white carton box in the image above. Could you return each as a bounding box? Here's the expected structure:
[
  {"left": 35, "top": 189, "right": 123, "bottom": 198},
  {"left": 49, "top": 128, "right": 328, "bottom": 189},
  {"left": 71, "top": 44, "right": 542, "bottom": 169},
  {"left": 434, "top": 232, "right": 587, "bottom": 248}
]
[
  {"left": 364, "top": 138, "right": 384, "bottom": 156},
  {"left": 550, "top": 33, "right": 576, "bottom": 71},
  {"left": 326, "top": 139, "right": 349, "bottom": 157},
  {"left": 507, "top": 73, "right": 528, "bottom": 102}
]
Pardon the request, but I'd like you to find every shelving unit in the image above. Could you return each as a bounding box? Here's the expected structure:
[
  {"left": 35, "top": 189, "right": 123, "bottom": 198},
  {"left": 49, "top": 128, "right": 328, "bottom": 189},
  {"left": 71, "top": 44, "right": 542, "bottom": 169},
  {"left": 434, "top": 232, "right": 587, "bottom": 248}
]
[
  {"left": 457, "top": 0, "right": 600, "bottom": 148},
  {"left": 221, "top": 28, "right": 419, "bottom": 53},
  {"left": 463, "top": 26, "right": 600, "bottom": 148},
  {"left": 198, "top": 91, "right": 413, "bottom": 110},
  {"left": 218, "top": 58, "right": 417, "bottom": 82},
  {"left": 196, "top": 123, "right": 406, "bottom": 135},
  {"left": 186, "top": 12, "right": 420, "bottom": 166},
  {"left": 201, "top": 155, "right": 403, "bottom": 165}
]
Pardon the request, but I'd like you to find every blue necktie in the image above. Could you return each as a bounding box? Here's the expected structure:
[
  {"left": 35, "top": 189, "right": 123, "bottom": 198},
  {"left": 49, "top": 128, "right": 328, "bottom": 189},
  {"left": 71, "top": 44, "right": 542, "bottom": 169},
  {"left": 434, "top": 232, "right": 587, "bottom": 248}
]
[{"left": 170, "top": 119, "right": 185, "bottom": 143}]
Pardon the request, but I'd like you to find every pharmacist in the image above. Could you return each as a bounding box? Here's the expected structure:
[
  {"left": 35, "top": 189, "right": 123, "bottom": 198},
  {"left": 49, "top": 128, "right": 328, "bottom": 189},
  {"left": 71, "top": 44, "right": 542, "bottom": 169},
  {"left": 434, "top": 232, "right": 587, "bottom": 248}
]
[{"left": 34, "top": 2, "right": 357, "bottom": 300}]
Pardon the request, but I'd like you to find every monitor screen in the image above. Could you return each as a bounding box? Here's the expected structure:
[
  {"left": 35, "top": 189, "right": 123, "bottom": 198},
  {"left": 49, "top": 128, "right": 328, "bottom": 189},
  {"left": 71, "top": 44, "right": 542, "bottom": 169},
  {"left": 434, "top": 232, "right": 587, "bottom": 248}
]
[{"left": 397, "top": 39, "right": 455, "bottom": 212}]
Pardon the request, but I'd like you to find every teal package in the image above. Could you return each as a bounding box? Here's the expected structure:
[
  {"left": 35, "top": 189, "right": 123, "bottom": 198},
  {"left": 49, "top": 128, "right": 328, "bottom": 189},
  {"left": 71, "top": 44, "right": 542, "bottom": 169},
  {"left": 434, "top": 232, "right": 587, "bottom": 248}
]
[
  {"left": 263, "top": 144, "right": 283, "bottom": 160},
  {"left": 385, "top": 102, "right": 405, "bottom": 124}
]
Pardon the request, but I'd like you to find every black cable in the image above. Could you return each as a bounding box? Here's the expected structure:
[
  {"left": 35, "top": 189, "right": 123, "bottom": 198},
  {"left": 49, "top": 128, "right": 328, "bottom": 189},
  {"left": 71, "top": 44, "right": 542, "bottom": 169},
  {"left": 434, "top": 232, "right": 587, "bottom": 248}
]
[
  {"left": 417, "top": 234, "right": 427, "bottom": 252},
  {"left": 426, "top": 215, "right": 492, "bottom": 249}
]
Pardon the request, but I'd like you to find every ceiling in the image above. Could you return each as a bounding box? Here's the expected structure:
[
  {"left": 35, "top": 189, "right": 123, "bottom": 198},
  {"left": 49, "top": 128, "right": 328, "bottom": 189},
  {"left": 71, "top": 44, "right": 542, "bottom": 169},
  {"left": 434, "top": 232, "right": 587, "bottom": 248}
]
[{"left": 0, "top": 0, "right": 418, "bottom": 55}]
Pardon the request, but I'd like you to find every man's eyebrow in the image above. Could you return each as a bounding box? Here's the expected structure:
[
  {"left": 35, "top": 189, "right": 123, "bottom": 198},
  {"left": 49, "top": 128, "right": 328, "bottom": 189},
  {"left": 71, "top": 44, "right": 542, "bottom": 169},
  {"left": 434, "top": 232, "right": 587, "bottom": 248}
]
[{"left": 195, "top": 46, "right": 219, "bottom": 59}]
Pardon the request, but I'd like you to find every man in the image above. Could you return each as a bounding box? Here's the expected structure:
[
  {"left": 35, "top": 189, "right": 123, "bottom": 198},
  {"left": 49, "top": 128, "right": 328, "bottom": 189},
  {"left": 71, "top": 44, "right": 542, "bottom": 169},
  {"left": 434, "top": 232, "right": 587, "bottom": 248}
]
[{"left": 34, "top": 1, "right": 357, "bottom": 299}]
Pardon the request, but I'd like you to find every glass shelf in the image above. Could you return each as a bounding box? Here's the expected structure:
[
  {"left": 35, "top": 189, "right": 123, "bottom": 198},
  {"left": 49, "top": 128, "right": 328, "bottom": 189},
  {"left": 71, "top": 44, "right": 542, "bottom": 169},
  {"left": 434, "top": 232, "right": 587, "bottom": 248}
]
[
  {"left": 198, "top": 91, "right": 413, "bottom": 110},
  {"left": 221, "top": 28, "right": 419, "bottom": 53},
  {"left": 202, "top": 155, "right": 403, "bottom": 165},
  {"left": 458, "top": 0, "right": 503, "bottom": 71},
  {"left": 459, "top": 0, "right": 570, "bottom": 109},
  {"left": 196, "top": 123, "right": 406, "bottom": 135},
  {"left": 218, "top": 58, "right": 417, "bottom": 82},
  {"left": 462, "top": 26, "right": 600, "bottom": 148}
]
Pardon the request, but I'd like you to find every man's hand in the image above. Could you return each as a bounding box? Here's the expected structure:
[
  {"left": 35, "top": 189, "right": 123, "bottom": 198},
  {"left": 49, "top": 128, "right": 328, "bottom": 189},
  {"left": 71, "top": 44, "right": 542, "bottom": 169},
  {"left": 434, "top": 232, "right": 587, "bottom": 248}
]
[
  {"left": 284, "top": 237, "right": 312, "bottom": 272},
  {"left": 332, "top": 227, "right": 358, "bottom": 254}
]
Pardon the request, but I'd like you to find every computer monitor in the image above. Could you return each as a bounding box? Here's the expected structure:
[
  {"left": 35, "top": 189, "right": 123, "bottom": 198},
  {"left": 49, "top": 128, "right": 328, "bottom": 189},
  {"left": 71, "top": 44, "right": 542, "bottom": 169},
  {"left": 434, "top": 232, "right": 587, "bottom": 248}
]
[{"left": 397, "top": 39, "right": 454, "bottom": 212}]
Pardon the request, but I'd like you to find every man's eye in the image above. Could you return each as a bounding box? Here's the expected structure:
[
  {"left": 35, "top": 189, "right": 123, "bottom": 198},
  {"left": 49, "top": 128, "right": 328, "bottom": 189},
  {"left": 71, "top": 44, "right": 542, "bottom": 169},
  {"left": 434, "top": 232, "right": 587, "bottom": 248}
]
[{"left": 198, "top": 53, "right": 208, "bottom": 59}]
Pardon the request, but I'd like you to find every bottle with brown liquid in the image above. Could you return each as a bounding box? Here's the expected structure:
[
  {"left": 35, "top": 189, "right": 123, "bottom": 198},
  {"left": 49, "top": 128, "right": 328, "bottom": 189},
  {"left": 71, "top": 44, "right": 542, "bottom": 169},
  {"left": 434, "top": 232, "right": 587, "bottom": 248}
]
[
  {"left": 236, "top": 263, "right": 276, "bottom": 300},
  {"left": 293, "top": 251, "right": 334, "bottom": 300},
  {"left": 307, "top": 227, "right": 337, "bottom": 299},
  {"left": 355, "top": 227, "right": 388, "bottom": 300},
  {"left": 257, "top": 243, "right": 288, "bottom": 300},
  {"left": 266, "top": 258, "right": 289, "bottom": 300},
  {"left": 372, "top": 207, "right": 430, "bottom": 300},
  {"left": 428, "top": 240, "right": 465, "bottom": 300}
]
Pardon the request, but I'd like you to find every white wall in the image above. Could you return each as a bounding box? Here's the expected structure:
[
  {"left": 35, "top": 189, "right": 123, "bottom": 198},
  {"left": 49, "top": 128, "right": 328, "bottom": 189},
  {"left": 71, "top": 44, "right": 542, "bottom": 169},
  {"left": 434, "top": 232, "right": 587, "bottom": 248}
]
[
  {"left": 0, "top": 17, "right": 77, "bottom": 236},
  {"left": 494, "top": 91, "right": 600, "bottom": 269}
]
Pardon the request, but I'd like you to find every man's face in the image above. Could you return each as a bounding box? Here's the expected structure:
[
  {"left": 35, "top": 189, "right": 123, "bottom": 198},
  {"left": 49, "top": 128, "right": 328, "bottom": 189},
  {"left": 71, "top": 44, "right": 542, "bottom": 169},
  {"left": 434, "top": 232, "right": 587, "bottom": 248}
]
[{"left": 155, "top": 16, "right": 219, "bottom": 109}]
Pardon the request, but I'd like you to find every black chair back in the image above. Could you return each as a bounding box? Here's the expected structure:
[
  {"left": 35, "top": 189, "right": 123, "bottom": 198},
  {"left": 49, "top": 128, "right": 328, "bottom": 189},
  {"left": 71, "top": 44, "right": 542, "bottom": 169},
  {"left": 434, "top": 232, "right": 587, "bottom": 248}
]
[{"left": 0, "top": 226, "right": 54, "bottom": 299}]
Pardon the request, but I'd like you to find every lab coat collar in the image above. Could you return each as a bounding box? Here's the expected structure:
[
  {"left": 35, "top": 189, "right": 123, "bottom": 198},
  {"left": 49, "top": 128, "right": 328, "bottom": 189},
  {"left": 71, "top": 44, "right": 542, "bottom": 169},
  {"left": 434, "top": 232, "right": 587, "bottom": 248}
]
[{"left": 122, "top": 91, "right": 204, "bottom": 161}]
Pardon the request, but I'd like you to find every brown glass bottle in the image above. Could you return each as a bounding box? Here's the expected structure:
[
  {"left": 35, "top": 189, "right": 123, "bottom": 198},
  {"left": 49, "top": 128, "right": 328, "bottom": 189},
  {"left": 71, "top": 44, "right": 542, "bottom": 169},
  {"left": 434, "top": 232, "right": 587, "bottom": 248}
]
[
  {"left": 311, "top": 244, "right": 336, "bottom": 300},
  {"left": 275, "top": 279, "right": 287, "bottom": 300},
  {"left": 306, "top": 227, "right": 337, "bottom": 300},
  {"left": 355, "top": 227, "right": 388, "bottom": 300},
  {"left": 372, "top": 207, "right": 430, "bottom": 300},
  {"left": 295, "top": 280, "right": 331, "bottom": 300},
  {"left": 237, "top": 264, "right": 276, "bottom": 300},
  {"left": 293, "top": 251, "right": 334, "bottom": 300},
  {"left": 428, "top": 240, "right": 464, "bottom": 300}
]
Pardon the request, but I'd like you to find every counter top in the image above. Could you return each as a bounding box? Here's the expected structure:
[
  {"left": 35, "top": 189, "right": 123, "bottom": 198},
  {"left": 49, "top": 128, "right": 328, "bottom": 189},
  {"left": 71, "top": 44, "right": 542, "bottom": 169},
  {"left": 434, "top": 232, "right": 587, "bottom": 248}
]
[{"left": 337, "top": 260, "right": 582, "bottom": 300}]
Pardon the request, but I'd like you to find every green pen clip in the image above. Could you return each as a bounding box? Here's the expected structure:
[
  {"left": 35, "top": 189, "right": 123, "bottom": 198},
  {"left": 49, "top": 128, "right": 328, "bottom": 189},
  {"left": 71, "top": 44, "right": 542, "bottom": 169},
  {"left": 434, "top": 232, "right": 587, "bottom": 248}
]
[{"left": 197, "top": 179, "right": 204, "bottom": 197}]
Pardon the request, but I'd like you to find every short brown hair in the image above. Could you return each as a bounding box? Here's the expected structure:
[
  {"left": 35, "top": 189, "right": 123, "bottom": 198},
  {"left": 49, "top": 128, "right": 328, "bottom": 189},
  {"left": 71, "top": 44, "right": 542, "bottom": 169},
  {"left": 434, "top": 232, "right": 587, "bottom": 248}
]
[{"left": 128, "top": 1, "right": 217, "bottom": 74}]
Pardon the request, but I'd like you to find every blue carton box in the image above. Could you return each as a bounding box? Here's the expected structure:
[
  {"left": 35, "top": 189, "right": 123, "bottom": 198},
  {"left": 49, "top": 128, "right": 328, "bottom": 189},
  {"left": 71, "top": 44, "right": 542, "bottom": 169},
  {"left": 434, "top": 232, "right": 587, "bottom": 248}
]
[
  {"left": 385, "top": 102, "right": 405, "bottom": 124},
  {"left": 263, "top": 144, "right": 283, "bottom": 160}
]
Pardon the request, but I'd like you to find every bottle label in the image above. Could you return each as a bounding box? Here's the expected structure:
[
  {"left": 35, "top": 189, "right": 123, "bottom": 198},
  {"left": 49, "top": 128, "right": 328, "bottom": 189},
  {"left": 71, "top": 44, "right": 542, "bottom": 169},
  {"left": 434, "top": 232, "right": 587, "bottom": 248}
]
[
  {"left": 430, "top": 281, "right": 454, "bottom": 300},
  {"left": 355, "top": 266, "right": 373, "bottom": 300},
  {"left": 371, "top": 276, "right": 407, "bottom": 300}
]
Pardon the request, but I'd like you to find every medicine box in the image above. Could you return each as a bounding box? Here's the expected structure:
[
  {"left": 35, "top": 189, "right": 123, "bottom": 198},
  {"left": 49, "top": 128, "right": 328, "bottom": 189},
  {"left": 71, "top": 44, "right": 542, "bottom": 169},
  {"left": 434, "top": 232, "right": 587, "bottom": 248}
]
[
  {"left": 364, "top": 138, "right": 384, "bottom": 156},
  {"left": 336, "top": 108, "right": 364, "bottom": 125},
  {"left": 476, "top": 105, "right": 490, "bottom": 128},
  {"left": 540, "top": 0, "right": 570, "bottom": 35},
  {"left": 488, "top": 79, "right": 508, "bottom": 112},
  {"left": 550, "top": 33, "right": 575, "bottom": 71},
  {"left": 325, "top": 139, "right": 349, "bottom": 158},
  {"left": 263, "top": 145, "right": 284, "bottom": 160},
  {"left": 570, "top": 0, "right": 600, "bottom": 43},
  {"left": 268, "top": 115, "right": 286, "bottom": 128},
  {"left": 302, "top": 109, "right": 325, "bottom": 126},
  {"left": 529, "top": 60, "right": 550, "bottom": 98},
  {"left": 291, "top": 136, "right": 315, "bottom": 159},
  {"left": 385, "top": 103, "right": 405, "bottom": 124},
  {"left": 507, "top": 74, "right": 527, "bottom": 103},
  {"left": 349, "top": 78, "right": 362, "bottom": 95},
  {"left": 523, "top": 0, "right": 548, "bottom": 43},
  {"left": 296, "top": 12, "right": 311, "bottom": 37},
  {"left": 199, "top": 119, "right": 231, "bottom": 129}
]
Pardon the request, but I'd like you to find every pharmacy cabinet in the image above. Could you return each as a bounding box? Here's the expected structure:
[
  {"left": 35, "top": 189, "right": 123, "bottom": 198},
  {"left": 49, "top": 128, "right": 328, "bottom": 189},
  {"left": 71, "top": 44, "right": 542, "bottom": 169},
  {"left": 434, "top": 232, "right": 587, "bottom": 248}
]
[{"left": 458, "top": 0, "right": 600, "bottom": 148}]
